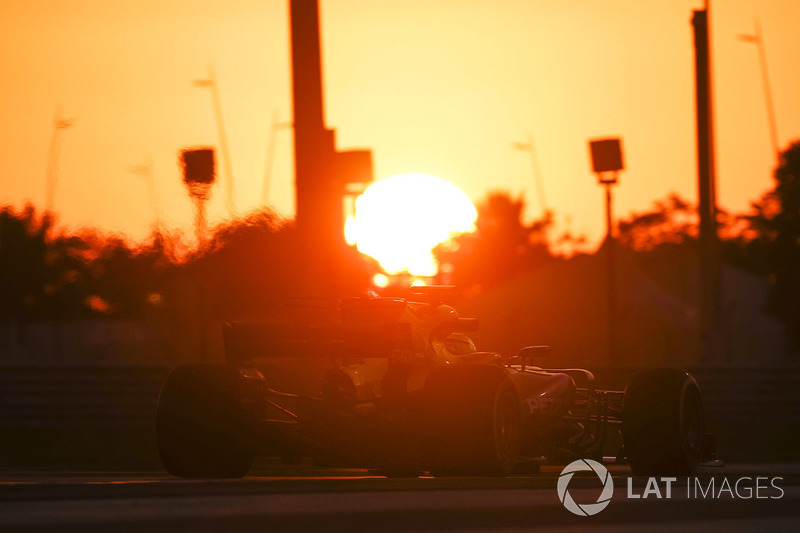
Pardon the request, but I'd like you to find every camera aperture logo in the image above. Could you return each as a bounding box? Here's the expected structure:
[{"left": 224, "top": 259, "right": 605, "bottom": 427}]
[{"left": 557, "top": 459, "right": 614, "bottom": 516}]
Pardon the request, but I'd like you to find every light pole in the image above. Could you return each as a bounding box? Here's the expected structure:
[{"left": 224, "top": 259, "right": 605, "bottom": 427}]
[
  {"left": 180, "top": 148, "right": 216, "bottom": 244},
  {"left": 512, "top": 131, "right": 548, "bottom": 217},
  {"left": 693, "top": 7, "right": 720, "bottom": 363},
  {"left": 589, "top": 138, "right": 623, "bottom": 237},
  {"left": 44, "top": 106, "right": 75, "bottom": 214},
  {"left": 130, "top": 157, "right": 161, "bottom": 230},
  {"left": 738, "top": 18, "right": 779, "bottom": 162},
  {"left": 261, "top": 110, "right": 293, "bottom": 206},
  {"left": 193, "top": 65, "right": 236, "bottom": 217},
  {"left": 589, "top": 137, "right": 624, "bottom": 364}
]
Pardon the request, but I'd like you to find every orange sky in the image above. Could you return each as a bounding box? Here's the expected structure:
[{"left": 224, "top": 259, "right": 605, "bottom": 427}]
[{"left": 1, "top": 0, "right": 799, "bottom": 249}]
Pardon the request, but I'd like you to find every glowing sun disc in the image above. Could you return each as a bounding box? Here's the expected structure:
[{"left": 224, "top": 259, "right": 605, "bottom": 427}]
[{"left": 347, "top": 173, "right": 477, "bottom": 276}]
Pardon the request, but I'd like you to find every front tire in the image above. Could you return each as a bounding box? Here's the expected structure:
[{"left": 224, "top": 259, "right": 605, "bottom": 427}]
[
  {"left": 623, "top": 368, "right": 705, "bottom": 476},
  {"left": 157, "top": 364, "right": 254, "bottom": 478}
]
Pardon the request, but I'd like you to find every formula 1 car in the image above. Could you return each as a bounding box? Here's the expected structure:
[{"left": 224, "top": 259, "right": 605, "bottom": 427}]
[{"left": 156, "top": 286, "right": 712, "bottom": 478}]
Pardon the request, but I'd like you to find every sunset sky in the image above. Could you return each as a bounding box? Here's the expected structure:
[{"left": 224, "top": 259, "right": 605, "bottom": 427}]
[{"left": 2, "top": 0, "right": 799, "bottom": 249}]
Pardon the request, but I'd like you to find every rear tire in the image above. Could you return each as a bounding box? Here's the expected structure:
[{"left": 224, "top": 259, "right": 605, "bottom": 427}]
[
  {"left": 423, "top": 366, "right": 521, "bottom": 476},
  {"left": 623, "top": 368, "right": 705, "bottom": 476},
  {"left": 157, "top": 364, "right": 254, "bottom": 478}
]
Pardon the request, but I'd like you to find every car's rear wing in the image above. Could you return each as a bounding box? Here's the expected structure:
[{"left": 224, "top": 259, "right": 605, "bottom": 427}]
[{"left": 223, "top": 320, "right": 412, "bottom": 363}]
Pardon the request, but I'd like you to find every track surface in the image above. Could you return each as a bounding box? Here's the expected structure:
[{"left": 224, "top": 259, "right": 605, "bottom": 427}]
[{"left": 1, "top": 464, "right": 799, "bottom": 532}]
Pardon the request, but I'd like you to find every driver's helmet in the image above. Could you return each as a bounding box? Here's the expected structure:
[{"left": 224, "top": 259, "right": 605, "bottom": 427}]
[{"left": 443, "top": 333, "right": 476, "bottom": 355}]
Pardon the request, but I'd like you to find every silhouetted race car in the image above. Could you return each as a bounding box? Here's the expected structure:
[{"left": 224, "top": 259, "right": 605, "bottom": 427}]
[{"left": 156, "top": 286, "right": 713, "bottom": 478}]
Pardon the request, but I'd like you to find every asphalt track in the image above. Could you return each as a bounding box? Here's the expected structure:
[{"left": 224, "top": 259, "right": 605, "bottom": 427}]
[{"left": 1, "top": 463, "right": 799, "bottom": 532}]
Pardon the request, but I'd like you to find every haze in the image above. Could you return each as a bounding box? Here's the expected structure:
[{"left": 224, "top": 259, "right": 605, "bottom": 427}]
[{"left": 1, "top": 0, "right": 799, "bottom": 248}]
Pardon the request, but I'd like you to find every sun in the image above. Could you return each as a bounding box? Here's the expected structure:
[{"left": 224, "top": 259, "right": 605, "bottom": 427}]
[{"left": 346, "top": 173, "right": 477, "bottom": 276}]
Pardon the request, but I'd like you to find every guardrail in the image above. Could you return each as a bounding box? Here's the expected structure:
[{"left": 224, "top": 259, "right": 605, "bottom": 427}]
[
  {"left": 1, "top": 366, "right": 798, "bottom": 464},
  {"left": 0, "top": 367, "right": 170, "bottom": 429}
]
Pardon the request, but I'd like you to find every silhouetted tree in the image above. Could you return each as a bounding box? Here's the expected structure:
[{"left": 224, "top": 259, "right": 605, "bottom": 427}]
[
  {"left": 0, "top": 202, "right": 381, "bottom": 326},
  {"left": 614, "top": 145, "right": 800, "bottom": 353},
  {"left": 0, "top": 203, "right": 188, "bottom": 323},
  {"left": 0, "top": 204, "right": 94, "bottom": 321},
  {"left": 434, "top": 192, "right": 554, "bottom": 289},
  {"left": 616, "top": 193, "right": 697, "bottom": 250},
  {"left": 739, "top": 142, "right": 800, "bottom": 351},
  {"left": 83, "top": 233, "right": 175, "bottom": 318},
  {"left": 188, "top": 210, "right": 377, "bottom": 319}
]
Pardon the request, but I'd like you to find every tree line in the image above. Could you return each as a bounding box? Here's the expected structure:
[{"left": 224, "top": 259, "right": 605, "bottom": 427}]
[{"left": 1, "top": 142, "right": 798, "bottom": 348}]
